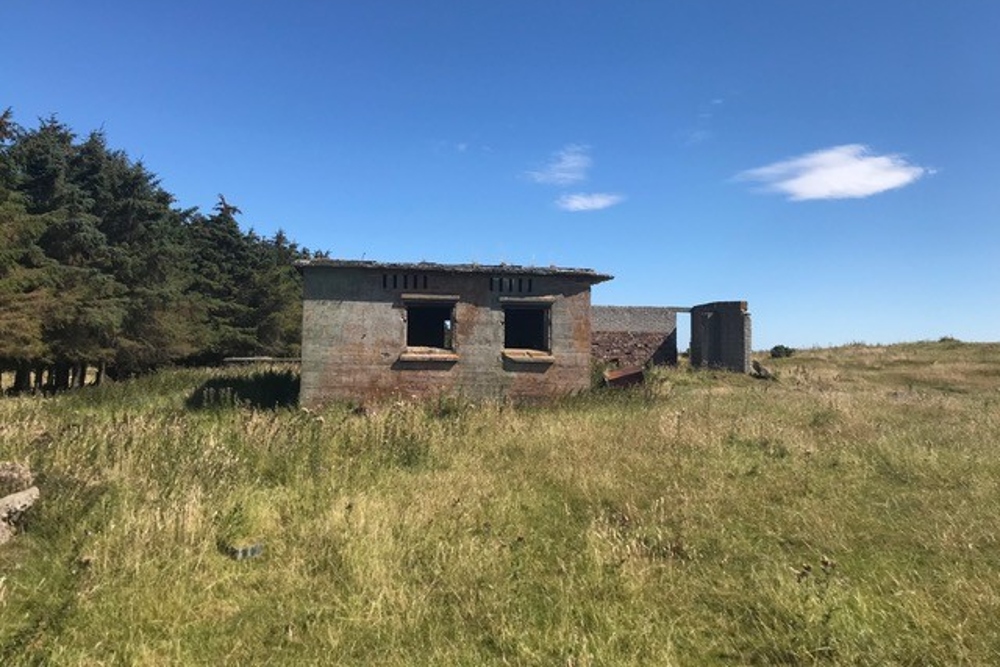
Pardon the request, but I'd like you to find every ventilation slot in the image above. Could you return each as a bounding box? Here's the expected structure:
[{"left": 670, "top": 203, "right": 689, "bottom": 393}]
[
  {"left": 489, "top": 275, "right": 534, "bottom": 294},
  {"left": 383, "top": 274, "right": 430, "bottom": 290}
]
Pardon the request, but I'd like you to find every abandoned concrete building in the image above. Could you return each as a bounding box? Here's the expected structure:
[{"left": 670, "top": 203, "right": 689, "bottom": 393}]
[{"left": 297, "top": 259, "right": 750, "bottom": 406}]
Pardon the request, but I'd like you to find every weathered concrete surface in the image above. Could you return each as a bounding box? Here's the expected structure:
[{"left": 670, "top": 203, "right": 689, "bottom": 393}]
[
  {"left": 298, "top": 261, "right": 611, "bottom": 406},
  {"left": 690, "top": 301, "right": 752, "bottom": 373}
]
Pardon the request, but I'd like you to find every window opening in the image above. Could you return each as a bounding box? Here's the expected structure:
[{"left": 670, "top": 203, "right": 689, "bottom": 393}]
[
  {"left": 407, "top": 304, "right": 454, "bottom": 349},
  {"left": 504, "top": 307, "right": 549, "bottom": 351}
]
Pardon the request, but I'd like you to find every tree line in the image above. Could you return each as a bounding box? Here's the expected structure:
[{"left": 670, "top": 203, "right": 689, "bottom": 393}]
[{"left": 0, "top": 109, "right": 324, "bottom": 393}]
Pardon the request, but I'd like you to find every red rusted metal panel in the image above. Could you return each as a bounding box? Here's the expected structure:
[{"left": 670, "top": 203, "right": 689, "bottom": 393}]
[{"left": 603, "top": 365, "right": 645, "bottom": 388}]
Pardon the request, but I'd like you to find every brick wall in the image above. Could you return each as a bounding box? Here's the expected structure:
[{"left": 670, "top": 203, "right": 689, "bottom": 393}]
[{"left": 591, "top": 306, "right": 678, "bottom": 367}]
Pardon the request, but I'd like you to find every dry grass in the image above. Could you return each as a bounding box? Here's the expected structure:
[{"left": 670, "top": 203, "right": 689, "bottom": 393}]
[{"left": 2, "top": 341, "right": 1000, "bottom": 664}]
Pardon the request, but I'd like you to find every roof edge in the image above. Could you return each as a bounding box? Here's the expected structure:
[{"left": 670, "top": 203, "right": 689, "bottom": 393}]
[{"left": 294, "top": 258, "right": 613, "bottom": 283}]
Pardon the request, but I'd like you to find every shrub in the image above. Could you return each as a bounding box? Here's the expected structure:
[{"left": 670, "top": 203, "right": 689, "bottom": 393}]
[{"left": 770, "top": 345, "right": 795, "bottom": 359}]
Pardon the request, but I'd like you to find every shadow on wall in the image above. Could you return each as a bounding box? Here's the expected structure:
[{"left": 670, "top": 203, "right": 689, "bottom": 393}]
[
  {"left": 651, "top": 331, "right": 678, "bottom": 366},
  {"left": 186, "top": 370, "right": 300, "bottom": 410}
]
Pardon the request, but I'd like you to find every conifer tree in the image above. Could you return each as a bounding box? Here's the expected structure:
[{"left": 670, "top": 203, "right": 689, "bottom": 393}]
[{"left": 0, "top": 111, "right": 317, "bottom": 391}]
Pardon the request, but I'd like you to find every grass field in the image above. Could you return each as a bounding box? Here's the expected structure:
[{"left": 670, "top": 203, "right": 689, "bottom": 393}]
[{"left": 2, "top": 341, "right": 999, "bottom": 665}]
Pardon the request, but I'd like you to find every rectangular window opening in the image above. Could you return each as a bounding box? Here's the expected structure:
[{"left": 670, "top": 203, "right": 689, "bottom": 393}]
[
  {"left": 407, "top": 304, "right": 455, "bottom": 349},
  {"left": 504, "top": 307, "right": 549, "bottom": 352}
]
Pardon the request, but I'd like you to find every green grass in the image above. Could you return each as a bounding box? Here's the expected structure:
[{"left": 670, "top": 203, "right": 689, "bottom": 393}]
[{"left": 2, "top": 343, "right": 1000, "bottom": 665}]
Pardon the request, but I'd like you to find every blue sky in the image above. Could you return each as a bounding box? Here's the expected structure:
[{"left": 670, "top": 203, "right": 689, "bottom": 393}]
[{"left": 3, "top": 1, "right": 998, "bottom": 349}]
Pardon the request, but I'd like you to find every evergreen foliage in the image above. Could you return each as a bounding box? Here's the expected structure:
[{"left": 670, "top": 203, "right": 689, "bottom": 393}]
[
  {"left": 770, "top": 344, "right": 796, "bottom": 359},
  {"left": 0, "top": 110, "right": 319, "bottom": 391}
]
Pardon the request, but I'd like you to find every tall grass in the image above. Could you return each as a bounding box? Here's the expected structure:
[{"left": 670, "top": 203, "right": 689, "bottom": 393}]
[{"left": 2, "top": 343, "right": 999, "bottom": 665}]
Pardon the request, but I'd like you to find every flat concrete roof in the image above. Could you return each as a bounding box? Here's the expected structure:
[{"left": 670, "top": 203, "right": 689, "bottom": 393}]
[{"left": 295, "top": 259, "right": 613, "bottom": 283}]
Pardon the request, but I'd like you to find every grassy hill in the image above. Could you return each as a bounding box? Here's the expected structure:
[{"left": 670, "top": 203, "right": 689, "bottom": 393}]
[{"left": 2, "top": 341, "right": 999, "bottom": 665}]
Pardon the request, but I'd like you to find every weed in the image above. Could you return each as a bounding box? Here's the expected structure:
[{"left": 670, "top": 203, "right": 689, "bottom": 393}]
[{"left": 1, "top": 343, "right": 1000, "bottom": 663}]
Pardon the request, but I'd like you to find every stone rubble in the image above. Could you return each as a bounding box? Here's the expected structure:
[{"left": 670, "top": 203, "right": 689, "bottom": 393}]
[{"left": 0, "top": 462, "right": 38, "bottom": 546}]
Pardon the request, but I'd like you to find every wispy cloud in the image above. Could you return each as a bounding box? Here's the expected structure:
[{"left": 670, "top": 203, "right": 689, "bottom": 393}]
[
  {"left": 682, "top": 97, "right": 725, "bottom": 146},
  {"left": 527, "top": 144, "right": 591, "bottom": 185},
  {"left": 526, "top": 144, "right": 625, "bottom": 211},
  {"left": 684, "top": 129, "right": 713, "bottom": 146},
  {"left": 556, "top": 192, "right": 625, "bottom": 212},
  {"left": 736, "top": 144, "right": 930, "bottom": 201}
]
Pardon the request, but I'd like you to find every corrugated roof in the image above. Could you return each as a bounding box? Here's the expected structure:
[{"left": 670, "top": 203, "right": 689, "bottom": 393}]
[{"left": 295, "top": 258, "right": 613, "bottom": 283}]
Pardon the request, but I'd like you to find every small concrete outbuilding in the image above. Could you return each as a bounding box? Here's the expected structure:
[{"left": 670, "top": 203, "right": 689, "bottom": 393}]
[
  {"left": 296, "top": 260, "right": 612, "bottom": 406},
  {"left": 689, "top": 301, "right": 752, "bottom": 375}
]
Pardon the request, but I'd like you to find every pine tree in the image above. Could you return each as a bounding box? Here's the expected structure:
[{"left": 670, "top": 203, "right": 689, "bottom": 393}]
[{"left": 0, "top": 111, "right": 318, "bottom": 389}]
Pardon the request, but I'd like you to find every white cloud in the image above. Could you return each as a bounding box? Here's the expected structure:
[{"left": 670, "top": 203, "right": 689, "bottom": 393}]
[
  {"left": 736, "top": 144, "right": 929, "bottom": 201},
  {"left": 525, "top": 145, "right": 626, "bottom": 210},
  {"left": 527, "top": 144, "right": 591, "bottom": 185},
  {"left": 556, "top": 192, "right": 625, "bottom": 212}
]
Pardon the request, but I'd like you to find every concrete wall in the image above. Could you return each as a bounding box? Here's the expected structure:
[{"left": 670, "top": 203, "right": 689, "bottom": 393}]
[
  {"left": 591, "top": 306, "right": 679, "bottom": 367},
  {"left": 689, "top": 301, "right": 752, "bottom": 373},
  {"left": 300, "top": 266, "right": 597, "bottom": 406}
]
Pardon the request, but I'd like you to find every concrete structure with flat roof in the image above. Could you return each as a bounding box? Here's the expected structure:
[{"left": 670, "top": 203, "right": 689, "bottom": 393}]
[
  {"left": 297, "top": 259, "right": 752, "bottom": 406},
  {"left": 296, "top": 260, "right": 612, "bottom": 406}
]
